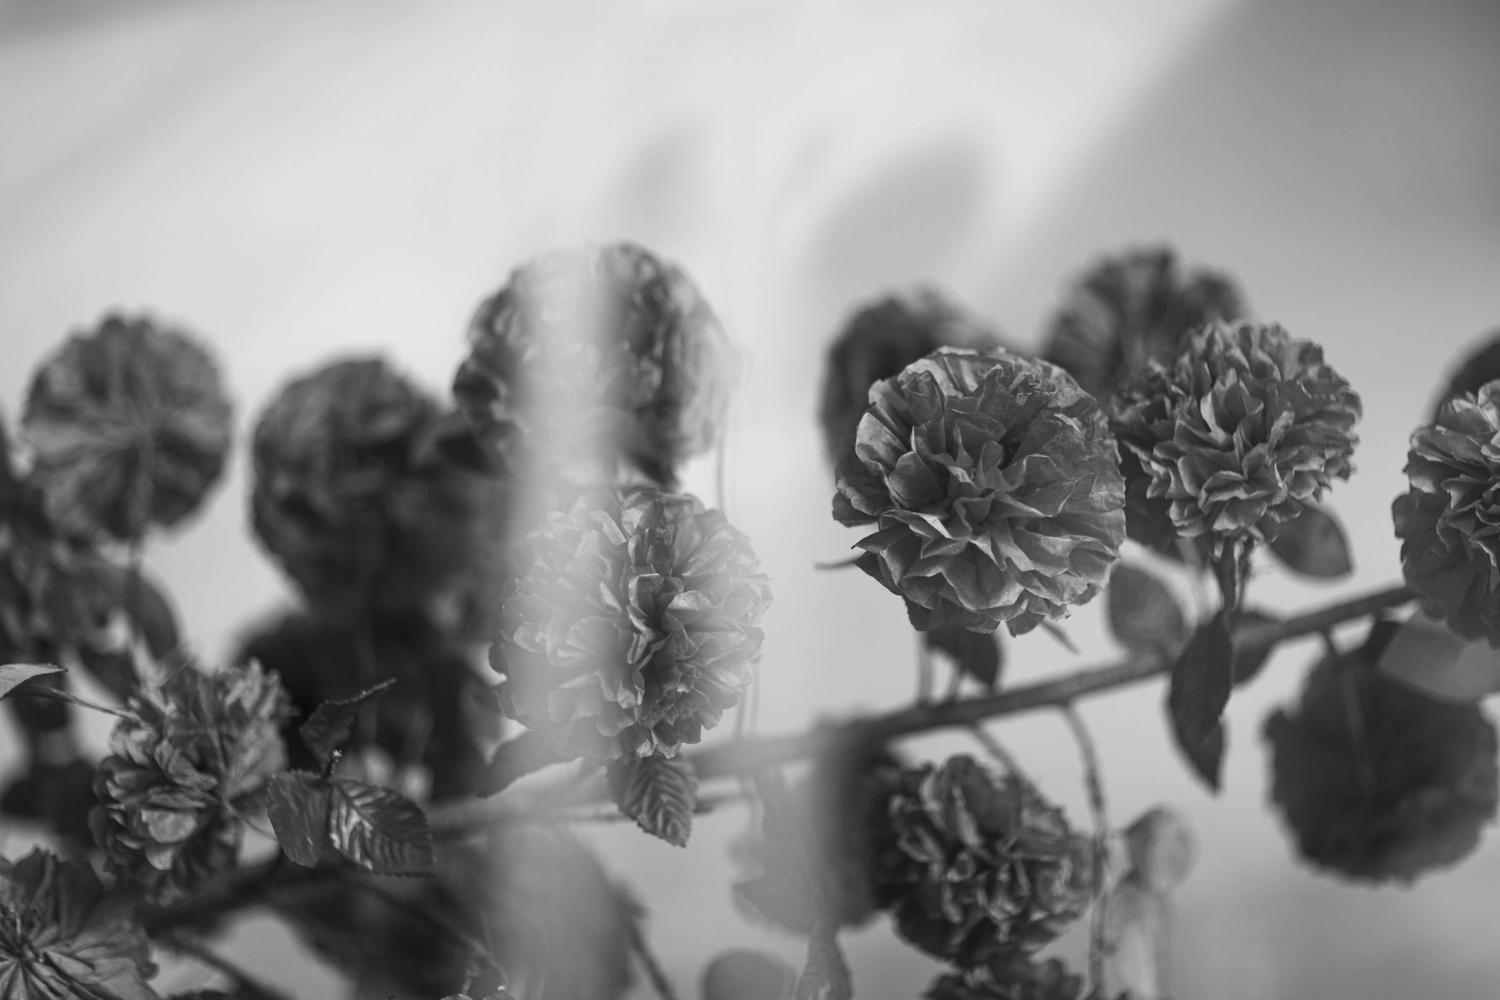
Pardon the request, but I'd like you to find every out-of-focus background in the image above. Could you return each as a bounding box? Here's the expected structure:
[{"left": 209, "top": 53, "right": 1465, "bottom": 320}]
[{"left": 3, "top": 0, "right": 1500, "bottom": 997}]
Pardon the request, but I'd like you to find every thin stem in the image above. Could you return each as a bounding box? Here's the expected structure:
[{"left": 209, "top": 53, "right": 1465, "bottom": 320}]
[
  {"left": 125, "top": 538, "right": 144, "bottom": 650},
  {"left": 626, "top": 915, "right": 681, "bottom": 1000},
  {"left": 1061, "top": 703, "right": 1108, "bottom": 994},
  {"left": 163, "top": 933, "right": 296, "bottom": 1000},
  {"left": 967, "top": 724, "right": 1030, "bottom": 787},
  {"left": 20, "top": 686, "right": 131, "bottom": 719},
  {"left": 915, "top": 632, "right": 933, "bottom": 704}
]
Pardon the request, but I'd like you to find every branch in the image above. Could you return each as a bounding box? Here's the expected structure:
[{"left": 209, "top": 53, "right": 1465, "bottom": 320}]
[
  {"left": 427, "top": 583, "right": 1413, "bottom": 833},
  {"left": 163, "top": 933, "right": 296, "bottom": 1000}
]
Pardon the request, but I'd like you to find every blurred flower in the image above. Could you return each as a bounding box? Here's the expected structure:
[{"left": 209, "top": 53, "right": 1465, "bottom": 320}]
[
  {"left": 1042, "top": 246, "right": 1245, "bottom": 406},
  {"left": 1393, "top": 381, "right": 1500, "bottom": 645},
  {"left": 251, "top": 357, "right": 500, "bottom": 624},
  {"left": 1263, "top": 646, "right": 1499, "bottom": 883},
  {"left": 234, "top": 609, "right": 492, "bottom": 801},
  {"left": 733, "top": 742, "right": 903, "bottom": 933},
  {"left": 925, "top": 956, "right": 1087, "bottom": 1000},
  {"left": 819, "top": 289, "right": 1004, "bottom": 465},
  {"left": 0, "top": 849, "right": 157, "bottom": 1000},
  {"left": 452, "top": 242, "right": 737, "bottom": 485},
  {"left": 833, "top": 347, "right": 1125, "bottom": 635},
  {"left": 1113, "top": 321, "right": 1360, "bottom": 559},
  {"left": 493, "top": 486, "right": 770, "bottom": 760},
  {"left": 92, "top": 661, "right": 290, "bottom": 901},
  {"left": 1431, "top": 328, "right": 1500, "bottom": 422},
  {"left": 873, "top": 755, "right": 1094, "bottom": 968},
  {"left": 22, "top": 313, "right": 232, "bottom": 541}
]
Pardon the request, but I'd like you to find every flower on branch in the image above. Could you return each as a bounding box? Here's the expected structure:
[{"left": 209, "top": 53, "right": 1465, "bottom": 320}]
[
  {"left": 1042, "top": 245, "right": 1245, "bottom": 406},
  {"left": 451, "top": 242, "right": 737, "bottom": 485},
  {"left": 819, "top": 289, "right": 1005, "bottom": 465},
  {"left": 1263, "top": 645, "right": 1499, "bottom": 883},
  {"left": 251, "top": 357, "right": 499, "bottom": 624},
  {"left": 1112, "top": 321, "right": 1361, "bottom": 561},
  {"left": 1393, "top": 381, "right": 1500, "bottom": 645},
  {"left": 492, "top": 486, "right": 771, "bottom": 760},
  {"left": 0, "top": 848, "right": 158, "bottom": 1000},
  {"left": 873, "top": 755, "right": 1095, "bottom": 968},
  {"left": 833, "top": 347, "right": 1125, "bottom": 635},
  {"left": 22, "top": 313, "right": 233, "bottom": 542},
  {"left": 92, "top": 661, "right": 290, "bottom": 902},
  {"left": 925, "top": 955, "right": 1088, "bottom": 1000}
]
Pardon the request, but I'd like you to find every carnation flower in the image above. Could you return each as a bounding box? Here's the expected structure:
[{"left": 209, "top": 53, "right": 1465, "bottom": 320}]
[
  {"left": 251, "top": 358, "right": 497, "bottom": 624},
  {"left": 1393, "top": 381, "right": 1500, "bottom": 644},
  {"left": 873, "top": 755, "right": 1095, "bottom": 968},
  {"left": 1112, "top": 321, "right": 1360, "bottom": 561},
  {"left": 0, "top": 849, "right": 157, "bottom": 1000},
  {"left": 1263, "top": 645, "right": 1499, "bottom": 883},
  {"left": 22, "top": 313, "right": 232, "bottom": 541},
  {"left": 452, "top": 242, "right": 737, "bottom": 485},
  {"left": 819, "top": 289, "right": 1004, "bottom": 465},
  {"left": 926, "top": 956, "right": 1087, "bottom": 1000},
  {"left": 833, "top": 347, "right": 1125, "bottom": 634},
  {"left": 92, "top": 661, "right": 290, "bottom": 901},
  {"left": 1042, "top": 246, "right": 1245, "bottom": 406},
  {"left": 492, "top": 486, "right": 771, "bottom": 760},
  {"left": 733, "top": 743, "right": 903, "bottom": 933}
]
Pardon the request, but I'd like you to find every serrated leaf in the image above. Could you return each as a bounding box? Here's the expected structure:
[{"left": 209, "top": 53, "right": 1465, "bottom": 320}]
[
  {"left": 606, "top": 754, "right": 697, "bottom": 847},
  {"left": 924, "top": 624, "right": 1004, "bottom": 688},
  {"left": 328, "top": 778, "right": 435, "bottom": 875},
  {"left": 704, "top": 949, "right": 797, "bottom": 1000},
  {"left": 1166, "top": 612, "right": 1234, "bottom": 791},
  {"left": 793, "top": 922, "right": 851, "bottom": 1000},
  {"left": 266, "top": 771, "right": 334, "bottom": 867},
  {"left": 1231, "top": 608, "right": 1281, "bottom": 687},
  {"left": 1106, "top": 563, "right": 1188, "bottom": 654},
  {"left": 300, "top": 679, "right": 396, "bottom": 767},
  {"left": 1377, "top": 611, "right": 1500, "bottom": 703},
  {"left": 1269, "top": 505, "right": 1353, "bottom": 578},
  {"left": 477, "top": 729, "right": 569, "bottom": 796},
  {"left": 0, "top": 662, "right": 65, "bottom": 700}
]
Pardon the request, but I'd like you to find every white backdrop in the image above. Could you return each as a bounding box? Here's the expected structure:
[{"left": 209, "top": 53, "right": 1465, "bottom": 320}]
[{"left": 3, "top": 1, "right": 1500, "bottom": 997}]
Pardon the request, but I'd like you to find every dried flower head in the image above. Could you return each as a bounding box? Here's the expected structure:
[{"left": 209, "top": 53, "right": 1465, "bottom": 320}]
[
  {"left": 22, "top": 313, "right": 232, "bottom": 541},
  {"left": 1042, "top": 246, "right": 1245, "bottom": 405},
  {"left": 820, "top": 289, "right": 1004, "bottom": 465},
  {"left": 1264, "top": 646, "right": 1499, "bottom": 883},
  {"left": 833, "top": 347, "right": 1125, "bottom": 634},
  {"left": 1393, "top": 381, "right": 1500, "bottom": 645},
  {"left": 1113, "top": 321, "right": 1360, "bottom": 560},
  {"left": 0, "top": 849, "right": 157, "bottom": 1000},
  {"left": 452, "top": 242, "right": 737, "bottom": 484},
  {"left": 92, "top": 661, "right": 290, "bottom": 901},
  {"left": 492, "top": 486, "right": 771, "bottom": 760},
  {"left": 873, "top": 755, "right": 1094, "bottom": 968},
  {"left": 926, "top": 956, "right": 1088, "bottom": 1000},
  {"left": 251, "top": 358, "right": 496, "bottom": 623}
]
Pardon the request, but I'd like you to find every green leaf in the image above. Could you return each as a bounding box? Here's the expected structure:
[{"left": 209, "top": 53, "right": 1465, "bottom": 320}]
[
  {"left": 0, "top": 662, "right": 65, "bottom": 700},
  {"left": 793, "top": 921, "right": 852, "bottom": 1000},
  {"left": 1166, "top": 612, "right": 1234, "bottom": 791},
  {"left": 328, "top": 778, "right": 435, "bottom": 875},
  {"left": 606, "top": 754, "right": 698, "bottom": 847},
  {"left": 1269, "top": 504, "right": 1353, "bottom": 579},
  {"left": 924, "top": 624, "right": 1003, "bottom": 689},
  {"left": 299, "top": 679, "right": 396, "bottom": 768},
  {"left": 477, "top": 729, "right": 569, "bottom": 796},
  {"left": 704, "top": 950, "right": 797, "bottom": 1000},
  {"left": 266, "top": 771, "right": 334, "bottom": 867},
  {"left": 1377, "top": 611, "right": 1500, "bottom": 703},
  {"left": 1106, "top": 563, "right": 1188, "bottom": 655}
]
